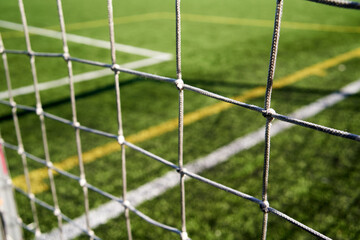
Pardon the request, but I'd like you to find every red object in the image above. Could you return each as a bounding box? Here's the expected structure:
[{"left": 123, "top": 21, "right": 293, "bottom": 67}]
[{"left": 0, "top": 146, "right": 8, "bottom": 176}]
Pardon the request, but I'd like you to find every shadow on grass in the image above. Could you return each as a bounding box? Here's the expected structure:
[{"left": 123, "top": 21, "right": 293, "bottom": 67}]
[
  {"left": 0, "top": 76, "right": 144, "bottom": 121},
  {"left": 1, "top": 77, "right": 359, "bottom": 122}
]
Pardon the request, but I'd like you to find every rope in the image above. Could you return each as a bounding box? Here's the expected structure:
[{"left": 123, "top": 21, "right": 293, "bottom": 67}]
[
  {"left": 306, "top": 0, "right": 360, "bottom": 9},
  {"left": 1, "top": 0, "right": 359, "bottom": 239},
  {"left": 261, "top": 0, "right": 284, "bottom": 239},
  {"left": 54, "top": 0, "right": 95, "bottom": 238},
  {"left": 17, "top": 0, "right": 43, "bottom": 236},
  {"left": 107, "top": 0, "right": 133, "bottom": 239},
  {"left": 175, "top": 1, "right": 190, "bottom": 238}
]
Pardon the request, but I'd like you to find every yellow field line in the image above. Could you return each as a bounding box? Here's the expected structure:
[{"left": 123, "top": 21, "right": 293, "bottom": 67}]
[
  {"left": 47, "top": 12, "right": 169, "bottom": 31},
  {"left": 1, "top": 12, "right": 168, "bottom": 39},
  {"left": 3, "top": 12, "right": 360, "bottom": 39},
  {"left": 12, "top": 47, "right": 360, "bottom": 194},
  {"left": 181, "top": 13, "right": 360, "bottom": 34}
]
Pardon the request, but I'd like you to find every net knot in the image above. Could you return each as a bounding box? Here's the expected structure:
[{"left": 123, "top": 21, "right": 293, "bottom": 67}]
[
  {"left": 27, "top": 50, "right": 34, "bottom": 57},
  {"left": 79, "top": 178, "right": 87, "bottom": 187},
  {"left": 117, "top": 135, "right": 125, "bottom": 145},
  {"left": 176, "top": 167, "right": 187, "bottom": 175},
  {"left": 262, "top": 108, "right": 276, "bottom": 119},
  {"left": 53, "top": 207, "right": 61, "bottom": 217},
  {"left": 88, "top": 230, "right": 95, "bottom": 238},
  {"left": 259, "top": 200, "right": 270, "bottom": 213},
  {"left": 73, "top": 121, "right": 80, "bottom": 128},
  {"left": 123, "top": 200, "right": 131, "bottom": 208},
  {"left": 181, "top": 231, "right": 190, "bottom": 240},
  {"left": 17, "top": 146, "right": 24, "bottom": 155},
  {"left": 36, "top": 107, "right": 43, "bottom": 116},
  {"left": 29, "top": 193, "right": 35, "bottom": 201},
  {"left": 46, "top": 161, "right": 53, "bottom": 169},
  {"left": 0, "top": 46, "right": 4, "bottom": 54},
  {"left": 63, "top": 52, "right": 70, "bottom": 61},
  {"left": 10, "top": 101, "right": 17, "bottom": 108},
  {"left": 175, "top": 79, "right": 184, "bottom": 90},
  {"left": 111, "top": 64, "right": 121, "bottom": 72}
]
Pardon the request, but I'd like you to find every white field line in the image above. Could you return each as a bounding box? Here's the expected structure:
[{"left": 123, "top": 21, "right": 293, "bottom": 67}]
[
  {"left": 0, "top": 19, "right": 172, "bottom": 99},
  {"left": 0, "top": 20, "right": 171, "bottom": 58},
  {"left": 41, "top": 79, "right": 360, "bottom": 240},
  {"left": 0, "top": 56, "right": 172, "bottom": 100}
]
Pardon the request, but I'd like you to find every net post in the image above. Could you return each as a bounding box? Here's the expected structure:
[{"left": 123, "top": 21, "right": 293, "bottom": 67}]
[
  {"left": 0, "top": 32, "right": 29, "bottom": 239},
  {"left": 0, "top": 138, "right": 22, "bottom": 240}
]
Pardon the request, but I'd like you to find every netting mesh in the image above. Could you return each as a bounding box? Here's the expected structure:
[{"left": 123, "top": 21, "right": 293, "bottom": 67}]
[{"left": 0, "top": 0, "right": 359, "bottom": 239}]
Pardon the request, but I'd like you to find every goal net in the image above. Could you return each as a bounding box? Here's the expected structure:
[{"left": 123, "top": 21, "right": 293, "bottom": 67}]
[{"left": 0, "top": 0, "right": 359, "bottom": 239}]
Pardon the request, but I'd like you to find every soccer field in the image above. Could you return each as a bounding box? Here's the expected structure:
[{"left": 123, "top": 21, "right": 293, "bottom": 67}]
[{"left": 1, "top": 0, "right": 360, "bottom": 239}]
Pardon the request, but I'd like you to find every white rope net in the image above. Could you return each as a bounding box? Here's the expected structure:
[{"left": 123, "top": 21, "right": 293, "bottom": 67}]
[{"left": 0, "top": 0, "right": 359, "bottom": 239}]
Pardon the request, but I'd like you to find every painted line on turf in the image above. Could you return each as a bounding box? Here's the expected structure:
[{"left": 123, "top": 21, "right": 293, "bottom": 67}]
[
  {"left": 59, "top": 12, "right": 360, "bottom": 34},
  {"left": 0, "top": 20, "right": 171, "bottom": 58},
  {"left": 2, "top": 11, "right": 360, "bottom": 40},
  {"left": 49, "top": 12, "right": 169, "bottom": 32},
  {"left": 181, "top": 13, "right": 360, "bottom": 34},
  {"left": 12, "top": 47, "right": 360, "bottom": 195},
  {"left": 0, "top": 56, "right": 172, "bottom": 100},
  {"left": 0, "top": 12, "right": 167, "bottom": 39},
  {"left": 41, "top": 78, "right": 360, "bottom": 240}
]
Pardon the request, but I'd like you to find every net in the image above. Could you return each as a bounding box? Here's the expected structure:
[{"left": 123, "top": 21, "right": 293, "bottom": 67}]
[{"left": 0, "top": 0, "right": 359, "bottom": 239}]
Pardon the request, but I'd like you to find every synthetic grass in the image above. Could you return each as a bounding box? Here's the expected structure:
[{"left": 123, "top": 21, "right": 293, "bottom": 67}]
[{"left": 1, "top": 0, "right": 360, "bottom": 239}]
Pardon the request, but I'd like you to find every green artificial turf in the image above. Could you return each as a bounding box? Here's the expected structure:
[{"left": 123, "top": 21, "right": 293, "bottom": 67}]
[{"left": 1, "top": 0, "right": 360, "bottom": 239}]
